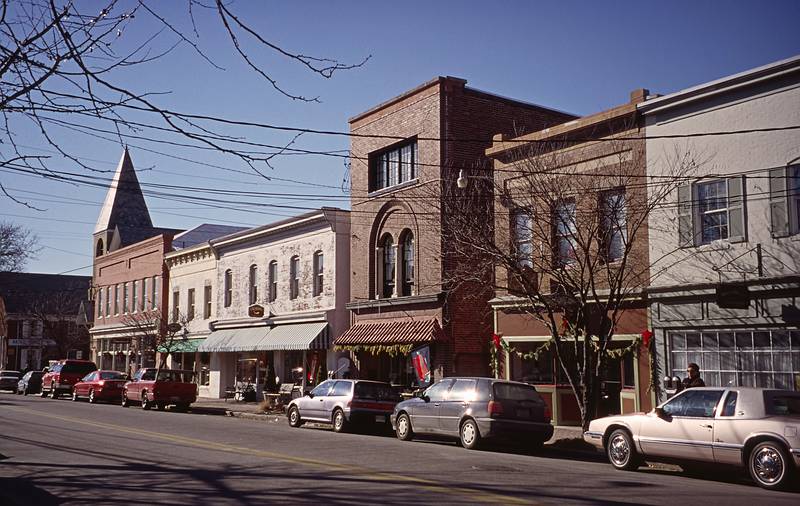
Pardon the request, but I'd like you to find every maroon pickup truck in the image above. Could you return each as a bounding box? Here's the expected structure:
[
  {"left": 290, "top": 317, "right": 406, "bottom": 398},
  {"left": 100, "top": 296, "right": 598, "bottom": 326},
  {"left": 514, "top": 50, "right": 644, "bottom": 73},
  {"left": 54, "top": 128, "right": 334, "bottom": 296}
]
[
  {"left": 121, "top": 368, "right": 197, "bottom": 411},
  {"left": 41, "top": 360, "right": 98, "bottom": 399}
]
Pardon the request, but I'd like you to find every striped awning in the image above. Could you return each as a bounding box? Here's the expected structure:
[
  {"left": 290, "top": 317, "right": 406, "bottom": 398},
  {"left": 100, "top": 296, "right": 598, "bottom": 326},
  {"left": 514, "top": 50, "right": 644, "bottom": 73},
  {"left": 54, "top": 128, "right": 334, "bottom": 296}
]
[
  {"left": 260, "top": 322, "right": 329, "bottom": 351},
  {"left": 335, "top": 318, "right": 444, "bottom": 346},
  {"left": 198, "top": 327, "right": 270, "bottom": 353},
  {"left": 158, "top": 338, "right": 205, "bottom": 354}
]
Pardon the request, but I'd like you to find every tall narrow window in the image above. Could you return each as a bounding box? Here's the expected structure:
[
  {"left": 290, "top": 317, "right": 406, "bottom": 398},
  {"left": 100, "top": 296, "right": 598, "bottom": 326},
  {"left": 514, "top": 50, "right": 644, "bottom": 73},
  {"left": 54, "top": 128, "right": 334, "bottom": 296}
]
[
  {"left": 114, "top": 284, "right": 120, "bottom": 315},
  {"left": 132, "top": 280, "right": 139, "bottom": 312},
  {"left": 400, "top": 232, "right": 414, "bottom": 296},
  {"left": 123, "top": 282, "right": 130, "bottom": 313},
  {"left": 382, "top": 235, "right": 395, "bottom": 298},
  {"left": 172, "top": 290, "right": 180, "bottom": 322},
  {"left": 268, "top": 260, "right": 278, "bottom": 302},
  {"left": 600, "top": 190, "right": 627, "bottom": 262},
  {"left": 187, "top": 288, "right": 196, "bottom": 321},
  {"left": 224, "top": 269, "right": 233, "bottom": 307},
  {"left": 512, "top": 209, "right": 534, "bottom": 268},
  {"left": 553, "top": 201, "right": 577, "bottom": 266},
  {"left": 152, "top": 276, "right": 159, "bottom": 310},
  {"left": 313, "top": 251, "right": 324, "bottom": 296},
  {"left": 698, "top": 180, "right": 728, "bottom": 243},
  {"left": 142, "top": 277, "right": 150, "bottom": 311},
  {"left": 388, "top": 149, "right": 399, "bottom": 187},
  {"left": 105, "top": 286, "right": 111, "bottom": 317},
  {"left": 203, "top": 285, "right": 212, "bottom": 319},
  {"left": 249, "top": 264, "right": 258, "bottom": 305},
  {"left": 97, "top": 288, "right": 103, "bottom": 318},
  {"left": 289, "top": 256, "right": 300, "bottom": 300}
]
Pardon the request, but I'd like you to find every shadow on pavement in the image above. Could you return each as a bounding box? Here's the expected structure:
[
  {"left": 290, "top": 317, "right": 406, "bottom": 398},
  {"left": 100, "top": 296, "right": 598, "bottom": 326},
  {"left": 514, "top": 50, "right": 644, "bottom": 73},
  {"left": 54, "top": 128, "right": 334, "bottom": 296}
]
[{"left": 0, "top": 478, "right": 63, "bottom": 506}]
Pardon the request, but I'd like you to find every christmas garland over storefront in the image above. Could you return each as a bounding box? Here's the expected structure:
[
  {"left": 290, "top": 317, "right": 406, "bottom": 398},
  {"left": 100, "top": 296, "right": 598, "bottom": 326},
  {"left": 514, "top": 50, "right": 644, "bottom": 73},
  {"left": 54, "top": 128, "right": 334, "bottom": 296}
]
[{"left": 334, "top": 343, "right": 414, "bottom": 357}]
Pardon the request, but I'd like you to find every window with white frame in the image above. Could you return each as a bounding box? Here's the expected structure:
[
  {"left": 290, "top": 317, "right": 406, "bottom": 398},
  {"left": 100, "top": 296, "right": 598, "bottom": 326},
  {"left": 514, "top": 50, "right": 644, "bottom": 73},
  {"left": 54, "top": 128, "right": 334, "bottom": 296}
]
[
  {"left": 249, "top": 264, "right": 258, "bottom": 305},
  {"left": 553, "top": 201, "right": 577, "bottom": 266},
  {"left": 97, "top": 288, "right": 103, "bottom": 318},
  {"left": 224, "top": 270, "right": 232, "bottom": 307},
  {"left": 382, "top": 235, "right": 395, "bottom": 298},
  {"left": 400, "top": 231, "right": 414, "bottom": 297},
  {"left": 187, "top": 288, "right": 195, "bottom": 321},
  {"left": 268, "top": 260, "right": 278, "bottom": 302},
  {"left": 152, "top": 276, "right": 159, "bottom": 310},
  {"left": 132, "top": 280, "right": 139, "bottom": 312},
  {"left": 512, "top": 208, "right": 533, "bottom": 268},
  {"left": 203, "top": 285, "right": 212, "bottom": 319},
  {"left": 114, "top": 284, "right": 119, "bottom": 315},
  {"left": 172, "top": 290, "right": 180, "bottom": 322},
  {"left": 142, "top": 277, "right": 150, "bottom": 310},
  {"left": 697, "top": 180, "right": 728, "bottom": 243},
  {"left": 313, "top": 251, "right": 324, "bottom": 296},
  {"left": 105, "top": 286, "right": 111, "bottom": 317},
  {"left": 678, "top": 177, "right": 745, "bottom": 247},
  {"left": 289, "top": 256, "right": 300, "bottom": 300},
  {"left": 600, "top": 189, "right": 627, "bottom": 262},
  {"left": 369, "top": 140, "right": 418, "bottom": 192},
  {"left": 123, "top": 282, "right": 130, "bottom": 313}
]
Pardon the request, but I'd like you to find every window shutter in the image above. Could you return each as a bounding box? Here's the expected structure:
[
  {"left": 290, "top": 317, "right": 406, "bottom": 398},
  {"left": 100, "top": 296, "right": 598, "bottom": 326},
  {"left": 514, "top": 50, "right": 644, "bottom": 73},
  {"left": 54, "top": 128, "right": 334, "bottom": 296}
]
[
  {"left": 768, "top": 167, "right": 790, "bottom": 238},
  {"left": 375, "top": 246, "right": 384, "bottom": 299},
  {"left": 727, "top": 176, "right": 746, "bottom": 243},
  {"left": 677, "top": 184, "right": 693, "bottom": 247}
]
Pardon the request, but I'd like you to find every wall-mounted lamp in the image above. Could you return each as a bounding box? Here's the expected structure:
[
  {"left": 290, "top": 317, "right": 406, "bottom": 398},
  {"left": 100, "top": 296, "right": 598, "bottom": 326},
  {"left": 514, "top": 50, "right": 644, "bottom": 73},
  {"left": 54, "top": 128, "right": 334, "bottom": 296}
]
[{"left": 456, "top": 169, "right": 468, "bottom": 189}]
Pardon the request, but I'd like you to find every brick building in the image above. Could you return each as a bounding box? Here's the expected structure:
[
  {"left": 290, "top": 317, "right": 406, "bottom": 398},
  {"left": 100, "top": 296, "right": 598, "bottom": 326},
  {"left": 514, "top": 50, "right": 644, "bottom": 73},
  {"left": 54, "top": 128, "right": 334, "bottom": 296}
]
[{"left": 336, "top": 77, "right": 575, "bottom": 386}]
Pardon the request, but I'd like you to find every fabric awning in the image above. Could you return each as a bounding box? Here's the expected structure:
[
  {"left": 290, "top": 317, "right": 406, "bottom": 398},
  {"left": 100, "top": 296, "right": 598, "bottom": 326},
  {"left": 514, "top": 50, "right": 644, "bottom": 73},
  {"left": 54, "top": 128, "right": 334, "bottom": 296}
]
[
  {"left": 158, "top": 338, "right": 205, "bottom": 354},
  {"left": 335, "top": 318, "right": 444, "bottom": 346},
  {"left": 260, "top": 322, "right": 329, "bottom": 350},
  {"left": 198, "top": 327, "right": 271, "bottom": 352}
]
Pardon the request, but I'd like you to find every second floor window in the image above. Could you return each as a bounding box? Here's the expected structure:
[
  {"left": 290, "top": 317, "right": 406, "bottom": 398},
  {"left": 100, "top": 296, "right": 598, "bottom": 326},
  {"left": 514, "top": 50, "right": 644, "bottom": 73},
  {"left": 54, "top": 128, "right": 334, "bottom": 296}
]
[
  {"left": 105, "top": 286, "right": 111, "bottom": 317},
  {"left": 123, "top": 282, "right": 130, "bottom": 313},
  {"left": 600, "top": 190, "right": 627, "bottom": 262},
  {"left": 382, "top": 235, "right": 395, "bottom": 298},
  {"left": 97, "top": 288, "right": 103, "bottom": 318},
  {"left": 678, "top": 177, "right": 745, "bottom": 247},
  {"left": 203, "top": 285, "right": 212, "bottom": 319},
  {"left": 187, "top": 288, "right": 195, "bottom": 321},
  {"left": 553, "top": 201, "right": 577, "bottom": 266},
  {"left": 114, "top": 284, "right": 120, "bottom": 315},
  {"left": 512, "top": 209, "right": 534, "bottom": 269},
  {"left": 369, "top": 140, "right": 417, "bottom": 192},
  {"left": 313, "top": 251, "right": 324, "bottom": 296},
  {"left": 152, "top": 276, "right": 159, "bottom": 310},
  {"left": 769, "top": 165, "right": 800, "bottom": 238},
  {"left": 289, "top": 256, "right": 300, "bottom": 300},
  {"left": 172, "top": 290, "right": 180, "bottom": 322},
  {"left": 249, "top": 264, "right": 258, "bottom": 305},
  {"left": 400, "top": 232, "right": 414, "bottom": 296},
  {"left": 268, "top": 260, "right": 278, "bottom": 302},
  {"left": 142, "top": 277, "right": 150, "bottom": 310},
  {"left": 132, "top": 280, "right": 139, "bottom": 312},
  {"left": 224, "top": 270, "right": 233, "bottom": 307}
]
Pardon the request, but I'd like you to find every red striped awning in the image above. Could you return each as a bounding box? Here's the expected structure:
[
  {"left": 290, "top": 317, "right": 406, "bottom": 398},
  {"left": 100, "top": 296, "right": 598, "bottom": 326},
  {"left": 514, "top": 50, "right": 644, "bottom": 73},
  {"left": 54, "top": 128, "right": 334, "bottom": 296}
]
[{"left": 335, "top": 318, "right": 445, "bottom": 346}]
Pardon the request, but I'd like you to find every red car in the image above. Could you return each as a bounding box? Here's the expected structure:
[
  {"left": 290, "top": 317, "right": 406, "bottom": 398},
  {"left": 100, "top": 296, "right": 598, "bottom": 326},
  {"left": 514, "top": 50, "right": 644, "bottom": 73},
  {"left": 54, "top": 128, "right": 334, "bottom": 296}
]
[
  {"left": 122, "top": 368, "right": 197, "bottom": 411},
  {"left": 41, "top": 360, "right": 98, "bottom": 399},
  {"left": 71, "top": 370, "right": 128, "bottom": 403}
]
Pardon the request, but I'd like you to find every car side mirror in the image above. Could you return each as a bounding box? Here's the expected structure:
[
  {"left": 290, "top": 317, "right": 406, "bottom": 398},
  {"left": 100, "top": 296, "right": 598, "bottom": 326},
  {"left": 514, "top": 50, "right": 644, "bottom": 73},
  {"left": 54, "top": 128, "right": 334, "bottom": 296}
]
[
  {"left": 307, "top": 392, "right": 314, "bottom": 399},
  {"left": 654, "top": 407, "right": 666, "bottom": 418},
  {"left": 422, "top": 395, "right": 430, "bottom": 403}
]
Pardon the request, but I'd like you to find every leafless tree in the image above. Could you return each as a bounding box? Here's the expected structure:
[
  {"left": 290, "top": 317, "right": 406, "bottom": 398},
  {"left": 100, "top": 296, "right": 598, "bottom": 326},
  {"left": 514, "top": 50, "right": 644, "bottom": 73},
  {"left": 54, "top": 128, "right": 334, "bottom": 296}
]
[
  {"left": 1, "top": 0, "right": 368, "bottom": 205},
  {"left": 26, "top": 279, "right": 90, "bottom": 361},
  {"left": 436, "top": 129, "right": 701, "bottom": 428},
  {"left": 121, "top": 307, "right": 188, "bottom": 376},
  {"left": 0, "top": 221, "right": 39, "bottom": 271}
]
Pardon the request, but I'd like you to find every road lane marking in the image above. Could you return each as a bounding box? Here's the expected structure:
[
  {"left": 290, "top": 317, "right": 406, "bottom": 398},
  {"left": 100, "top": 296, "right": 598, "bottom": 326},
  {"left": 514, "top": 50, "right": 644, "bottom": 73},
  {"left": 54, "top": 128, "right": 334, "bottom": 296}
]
[{"left": 4, "top": 406, "right": 537, "bottom": 505}]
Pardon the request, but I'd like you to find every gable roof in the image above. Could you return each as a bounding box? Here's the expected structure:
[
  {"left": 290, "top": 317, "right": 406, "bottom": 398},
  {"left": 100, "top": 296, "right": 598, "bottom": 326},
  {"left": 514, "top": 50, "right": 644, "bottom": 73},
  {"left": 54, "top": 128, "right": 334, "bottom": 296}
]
[{"left": 94, "top": 148, "right": 153, "bottom": 234}]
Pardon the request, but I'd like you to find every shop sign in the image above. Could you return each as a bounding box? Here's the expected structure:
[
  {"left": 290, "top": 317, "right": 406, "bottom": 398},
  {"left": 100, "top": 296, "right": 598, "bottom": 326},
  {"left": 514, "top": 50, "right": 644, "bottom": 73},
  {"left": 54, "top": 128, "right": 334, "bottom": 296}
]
[
  {"left": 410, "top": 345, "right": 431, "bottom": 387},
  {"left": 248, "top": 304, "right": 265, "bottom": 318},
  {"left": 9, "top": 338, "right": 56, "bottom": 346}
]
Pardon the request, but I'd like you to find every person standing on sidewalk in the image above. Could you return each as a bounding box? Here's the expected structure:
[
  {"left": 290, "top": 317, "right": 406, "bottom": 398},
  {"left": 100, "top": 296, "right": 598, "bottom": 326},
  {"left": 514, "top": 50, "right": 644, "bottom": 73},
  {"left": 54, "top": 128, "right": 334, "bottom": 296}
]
[{"left": 682, "top": 363, "right": 705, "bottom": 389}]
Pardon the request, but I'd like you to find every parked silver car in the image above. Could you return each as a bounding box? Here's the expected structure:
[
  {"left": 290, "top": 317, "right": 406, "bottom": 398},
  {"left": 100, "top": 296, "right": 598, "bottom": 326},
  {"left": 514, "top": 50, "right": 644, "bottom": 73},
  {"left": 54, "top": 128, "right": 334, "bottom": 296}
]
[
  {"left": 584, "top": 387, "right": 800, "bottom": 490},
  {"left": 391, "top": 377, "right": 553, "bottom": 450},
  {"left": 287, "top": 379, "right": 400, "bottom": 433},
  {"left": 0, "top": 370, "right": 21, "bottom": 392}
]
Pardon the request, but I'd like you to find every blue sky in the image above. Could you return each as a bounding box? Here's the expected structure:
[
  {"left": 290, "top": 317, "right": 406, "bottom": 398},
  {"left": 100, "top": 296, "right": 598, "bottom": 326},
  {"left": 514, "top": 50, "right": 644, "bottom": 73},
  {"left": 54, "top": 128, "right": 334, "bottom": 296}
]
[{"left": 3, "top": 0, "right": 799, "bottom": 275}]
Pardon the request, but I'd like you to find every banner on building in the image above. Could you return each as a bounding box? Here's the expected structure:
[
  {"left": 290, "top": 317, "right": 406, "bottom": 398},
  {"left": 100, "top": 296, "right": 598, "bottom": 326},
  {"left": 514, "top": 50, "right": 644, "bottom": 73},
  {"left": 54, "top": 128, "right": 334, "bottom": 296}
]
[{"left": 410, "top": 345, "right": 431, "bottom": 387}]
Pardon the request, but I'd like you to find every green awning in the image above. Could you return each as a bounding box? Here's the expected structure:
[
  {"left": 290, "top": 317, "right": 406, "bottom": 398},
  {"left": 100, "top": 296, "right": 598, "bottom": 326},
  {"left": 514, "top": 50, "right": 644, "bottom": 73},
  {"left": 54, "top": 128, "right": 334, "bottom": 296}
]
[{"left": 158, "top": 338, "right": 205, "bottom": 354}]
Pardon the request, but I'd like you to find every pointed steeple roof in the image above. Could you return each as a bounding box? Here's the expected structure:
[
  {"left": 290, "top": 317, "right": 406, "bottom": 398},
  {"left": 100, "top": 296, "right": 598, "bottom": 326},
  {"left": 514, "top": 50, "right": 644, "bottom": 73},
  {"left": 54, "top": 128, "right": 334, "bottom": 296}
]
[{"left": 94, "top": 148, "right": 153, "bottom": 234}]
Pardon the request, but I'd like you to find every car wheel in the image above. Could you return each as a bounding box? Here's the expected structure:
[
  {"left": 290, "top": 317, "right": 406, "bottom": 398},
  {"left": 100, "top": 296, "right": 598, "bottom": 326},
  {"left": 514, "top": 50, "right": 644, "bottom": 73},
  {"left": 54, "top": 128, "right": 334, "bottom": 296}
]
[
  {"left": 121, "top": 391, "right": 131, "bottom": 407},
  {"left": 332, "top": 409, "right": 349, "bottom": 433},
  {"left": 395, "top": 413, "right": 414, "bottom": 441},
  {"left": 50, "top": 383, "right": 59, "bottom": 399},
  {"left": 141, "top": 392, "right": 152, "bottom": 410},
  {"left": 156, "top": 402, "right": 166, "bottom": 411},
  {"left": 288, "top": 406, "right": 303, "bottom": 427},
  {"left": 72, "top": 390, "right": 79, "bottom": 402},
  {"left": 748, "top": 440, "right": 795, "bottom": 490},
  {"left": 40, "top": 386, "right": 48, "bottom": 398},
  {"left": 88, "top": 389, "right": 97, "bottom": 404},
  {"left": 607, "top": 429, "right": 641, "bottom": 471},
  {"left": 460, "top": 419, "right": 482, "bottom": 450}
]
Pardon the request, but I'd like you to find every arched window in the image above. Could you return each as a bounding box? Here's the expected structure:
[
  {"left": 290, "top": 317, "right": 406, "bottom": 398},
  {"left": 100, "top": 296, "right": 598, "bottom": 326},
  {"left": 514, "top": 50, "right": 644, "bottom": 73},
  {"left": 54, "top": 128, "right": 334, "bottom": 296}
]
[
  {"left": 249, "top": 264, "right": 258, "bottom": 304},
  {"left": 381, "top": 235, "right": 395, "bottom": 298},
  {"left": 224, "top": 269, "right": 233, "bottom": 307},
  {"left": 400, "top": 231, "right": 414, "bottom": 296},
  {"left": 268, "top": 260, "right": 278, "bottom": 302},
  {"left": 95, "top": 239, "right": 104, "bottom": 257},
  {"left": 289, "top": 256, "right": 300, "bottom": 300},
  {"left": 312, "top": 251, "right": 324, "bottom": 296}
]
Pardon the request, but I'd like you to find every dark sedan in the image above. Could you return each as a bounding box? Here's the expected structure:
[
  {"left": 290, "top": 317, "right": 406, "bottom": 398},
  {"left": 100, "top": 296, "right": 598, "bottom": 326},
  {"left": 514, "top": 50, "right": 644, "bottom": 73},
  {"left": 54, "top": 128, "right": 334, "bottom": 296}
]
[
  {"left": 391, "top": 377, "right": 553, "bottom": 451},
  {"left": 0, "top": 370, "right": 22, "bottom": 392},
  {"left": 16, "top": 371, "right": 44, "bottom": 395}
]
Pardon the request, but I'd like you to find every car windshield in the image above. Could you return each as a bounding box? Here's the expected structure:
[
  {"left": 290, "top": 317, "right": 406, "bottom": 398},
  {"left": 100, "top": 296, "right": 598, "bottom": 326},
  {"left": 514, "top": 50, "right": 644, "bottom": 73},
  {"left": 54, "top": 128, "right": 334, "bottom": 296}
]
[
  {"left": 493, "top": 382, "right": 540, "bottom": 402},
  {"left": 765, "top": 391, "right": 800, "bottom": 416},
  {"left": 61, "top": 363, "right": 97, "bottom": 375},
  {"left": 353, "top": 382, "right": 397, "bottom": 401},
  {"left": 100, "top": 371, "right": 126, "bottom": 380}
]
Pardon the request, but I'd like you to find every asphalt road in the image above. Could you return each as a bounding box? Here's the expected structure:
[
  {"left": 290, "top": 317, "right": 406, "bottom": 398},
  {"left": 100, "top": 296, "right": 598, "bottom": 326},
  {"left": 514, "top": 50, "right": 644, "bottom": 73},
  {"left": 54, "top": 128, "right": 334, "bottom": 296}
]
[{"left": 1, "top": 392, "right": 798, "bottom": 505}]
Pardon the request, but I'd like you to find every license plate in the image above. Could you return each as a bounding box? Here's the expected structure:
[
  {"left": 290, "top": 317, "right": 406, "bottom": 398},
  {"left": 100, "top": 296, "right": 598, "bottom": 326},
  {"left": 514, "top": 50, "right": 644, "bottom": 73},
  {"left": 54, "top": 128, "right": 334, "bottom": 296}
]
[
  {"left": 375, "top": 415, "right": 386, "bottom": 423},
  {"left": 516, "top": 409, "right": 530, "bottom": 418}
]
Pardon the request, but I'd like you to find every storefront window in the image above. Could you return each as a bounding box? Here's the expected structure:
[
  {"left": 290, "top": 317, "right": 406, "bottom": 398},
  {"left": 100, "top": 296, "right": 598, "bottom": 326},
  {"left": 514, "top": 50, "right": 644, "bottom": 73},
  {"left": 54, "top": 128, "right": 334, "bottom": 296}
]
[{"left": 199, "top": 352, "right": 210, "bottom": 386}]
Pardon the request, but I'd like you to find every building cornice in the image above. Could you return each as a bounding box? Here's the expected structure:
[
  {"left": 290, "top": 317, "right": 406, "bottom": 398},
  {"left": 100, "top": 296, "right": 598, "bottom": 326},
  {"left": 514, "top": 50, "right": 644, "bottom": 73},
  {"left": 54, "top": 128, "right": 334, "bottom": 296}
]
[{"left": 346, "top": 292, "right": 443, "bottom": 311}]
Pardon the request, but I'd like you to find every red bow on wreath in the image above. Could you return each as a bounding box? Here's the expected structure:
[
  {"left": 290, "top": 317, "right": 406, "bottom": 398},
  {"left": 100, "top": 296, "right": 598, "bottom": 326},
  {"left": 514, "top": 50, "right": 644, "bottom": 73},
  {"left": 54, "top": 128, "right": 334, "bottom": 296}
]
[
  {"left": 492, "top": 333, "right": 503, "bottom": 351},
  {"left": 641, "top": 329, "right": 653, "bottom": 348}
]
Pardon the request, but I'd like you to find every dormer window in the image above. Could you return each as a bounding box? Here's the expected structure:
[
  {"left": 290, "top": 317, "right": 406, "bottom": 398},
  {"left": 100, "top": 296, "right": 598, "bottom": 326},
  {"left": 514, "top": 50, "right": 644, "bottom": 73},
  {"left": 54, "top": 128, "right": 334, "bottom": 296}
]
[{"left": 369, "top": 139, "right": 417, "bottom": 192}]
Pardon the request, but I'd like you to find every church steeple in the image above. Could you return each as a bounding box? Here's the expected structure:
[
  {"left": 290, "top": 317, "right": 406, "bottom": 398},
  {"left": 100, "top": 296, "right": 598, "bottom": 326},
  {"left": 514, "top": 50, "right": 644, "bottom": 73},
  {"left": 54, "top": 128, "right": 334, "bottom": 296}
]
[{"left": 93, "top": 148, "right": 154, "bottom": 256}]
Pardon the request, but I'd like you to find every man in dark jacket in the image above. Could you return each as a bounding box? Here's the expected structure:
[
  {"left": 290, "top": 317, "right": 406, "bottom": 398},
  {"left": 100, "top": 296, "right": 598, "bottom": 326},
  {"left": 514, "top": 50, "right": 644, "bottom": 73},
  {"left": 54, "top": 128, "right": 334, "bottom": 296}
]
[{"left": 682, "top": 362, "right": 705, "bottom": 389}]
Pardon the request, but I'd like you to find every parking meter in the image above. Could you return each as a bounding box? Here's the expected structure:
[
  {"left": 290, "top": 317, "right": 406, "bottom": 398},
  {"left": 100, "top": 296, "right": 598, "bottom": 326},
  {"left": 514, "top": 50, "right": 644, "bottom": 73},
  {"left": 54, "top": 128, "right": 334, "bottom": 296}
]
[{"left": 663, "top": 375, "right": 683, "bottom": 399}]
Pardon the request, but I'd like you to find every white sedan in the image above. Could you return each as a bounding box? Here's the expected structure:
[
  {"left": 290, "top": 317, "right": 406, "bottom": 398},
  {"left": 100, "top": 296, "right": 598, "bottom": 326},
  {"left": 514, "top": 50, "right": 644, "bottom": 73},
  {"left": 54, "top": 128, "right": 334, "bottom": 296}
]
[{"left": 584, "top": 387, "right": 800, "bottom": 491}]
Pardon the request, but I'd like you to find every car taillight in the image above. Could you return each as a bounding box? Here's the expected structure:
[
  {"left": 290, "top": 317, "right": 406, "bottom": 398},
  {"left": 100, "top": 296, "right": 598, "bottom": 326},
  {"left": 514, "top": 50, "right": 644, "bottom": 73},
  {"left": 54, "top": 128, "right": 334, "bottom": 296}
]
[
  {"left": 544, "top": 404, "right": 552, "bottom": 422},
  {"left": 488, "top": 400, "right": 504, "bottom": 417}
]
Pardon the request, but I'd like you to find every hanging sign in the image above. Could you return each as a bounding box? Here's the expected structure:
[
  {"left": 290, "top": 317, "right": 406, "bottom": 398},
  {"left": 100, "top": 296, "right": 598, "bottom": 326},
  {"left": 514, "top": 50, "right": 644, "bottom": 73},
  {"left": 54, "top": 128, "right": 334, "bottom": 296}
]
[
  {"left": 410, "top": 345, "right": 431, "bottom": 387},
  {"left": 248, "top": 304, "right": 265, "bottom": 318}
]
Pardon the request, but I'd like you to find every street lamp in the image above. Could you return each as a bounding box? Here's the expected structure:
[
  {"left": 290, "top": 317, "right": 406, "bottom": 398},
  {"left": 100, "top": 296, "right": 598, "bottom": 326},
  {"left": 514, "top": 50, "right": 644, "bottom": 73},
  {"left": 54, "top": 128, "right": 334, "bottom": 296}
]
[{"left": 456, "top": 169, "right": 468, "bottom": 189}]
